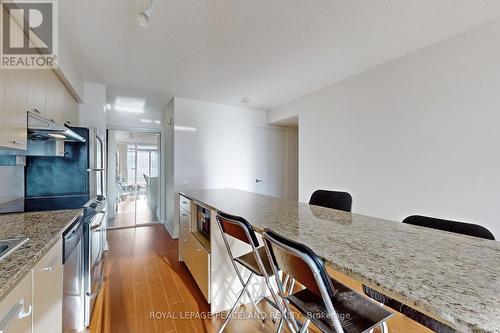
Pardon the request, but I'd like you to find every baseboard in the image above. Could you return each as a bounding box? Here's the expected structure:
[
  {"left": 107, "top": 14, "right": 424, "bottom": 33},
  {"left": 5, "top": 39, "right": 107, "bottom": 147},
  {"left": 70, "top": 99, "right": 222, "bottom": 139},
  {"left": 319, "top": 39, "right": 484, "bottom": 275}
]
[{"left": 162, "top": 220, "right": 177, "bottom": 239}]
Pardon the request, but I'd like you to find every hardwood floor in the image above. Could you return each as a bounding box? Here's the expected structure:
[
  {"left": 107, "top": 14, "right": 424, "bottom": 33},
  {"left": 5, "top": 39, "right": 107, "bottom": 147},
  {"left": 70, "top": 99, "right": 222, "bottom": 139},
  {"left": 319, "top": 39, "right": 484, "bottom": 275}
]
[
  {"left": 89, "top": 225, "right": 432, "bottom": 333},
  {"left": 107, "top": 196, "right": 159, "bottom": 228}
]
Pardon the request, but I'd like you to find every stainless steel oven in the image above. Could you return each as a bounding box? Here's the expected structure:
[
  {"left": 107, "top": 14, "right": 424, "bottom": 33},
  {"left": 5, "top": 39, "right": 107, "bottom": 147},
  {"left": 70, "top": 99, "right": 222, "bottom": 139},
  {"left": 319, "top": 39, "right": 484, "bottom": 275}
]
[{"left": 82, "top": 196, "right": 106, "bottom": 327}]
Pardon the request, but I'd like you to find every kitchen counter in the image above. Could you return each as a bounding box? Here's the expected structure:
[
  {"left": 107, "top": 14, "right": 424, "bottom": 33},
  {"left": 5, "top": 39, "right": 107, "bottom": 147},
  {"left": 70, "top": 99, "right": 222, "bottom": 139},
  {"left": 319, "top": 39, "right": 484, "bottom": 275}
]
[
  {"left": 180, "top": 189, "right": 500, "bottom": 333},
  {"left": 0, "top": 209, "right": 82, "bottom": 301}
]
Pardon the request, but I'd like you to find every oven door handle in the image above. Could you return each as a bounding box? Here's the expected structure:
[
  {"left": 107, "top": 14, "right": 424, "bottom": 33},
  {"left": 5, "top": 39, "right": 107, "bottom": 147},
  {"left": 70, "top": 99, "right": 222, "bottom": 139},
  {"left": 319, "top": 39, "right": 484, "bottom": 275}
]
[{"left": 90, "top": 212, "right": 106, "bottom": 230}]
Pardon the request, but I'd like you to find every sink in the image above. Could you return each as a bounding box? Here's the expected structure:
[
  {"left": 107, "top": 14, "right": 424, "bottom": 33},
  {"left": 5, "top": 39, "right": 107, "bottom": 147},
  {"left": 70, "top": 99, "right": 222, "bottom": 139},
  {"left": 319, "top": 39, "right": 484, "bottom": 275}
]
[{"left": 0, "top": 237, "right": 29, "bottom": 261}]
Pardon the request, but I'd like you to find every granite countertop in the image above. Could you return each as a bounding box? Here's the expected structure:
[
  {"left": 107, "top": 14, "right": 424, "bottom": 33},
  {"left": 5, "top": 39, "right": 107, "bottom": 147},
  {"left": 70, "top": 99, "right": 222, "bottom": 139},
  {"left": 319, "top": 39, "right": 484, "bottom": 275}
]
[
  {"left": 0, "top": 209, "right": 82, "bottom": 301},
  {"left": 180, "top": 189, "right": 500, "bottom": 333}
]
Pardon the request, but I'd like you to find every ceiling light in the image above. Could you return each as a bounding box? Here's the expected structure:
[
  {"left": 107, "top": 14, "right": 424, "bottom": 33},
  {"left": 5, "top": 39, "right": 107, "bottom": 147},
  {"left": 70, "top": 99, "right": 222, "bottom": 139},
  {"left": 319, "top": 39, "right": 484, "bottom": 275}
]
[
  {"left": 114, "top": 96, "right": 146, "bottom": 113},
  {"left": 136, "top": 0, "right": 154, "bottom": 28},
  {"left": 154, "top": 120, "right": 161, "bottom": 124},
  {"left": 241, "top": 96, "right": 257, "bottom": 105},
  {"left": 140, "top": 119, "right": 153, "bottom": 123},
  {"left": 174, "top": 126, "right": 197, "bottom": 132}
]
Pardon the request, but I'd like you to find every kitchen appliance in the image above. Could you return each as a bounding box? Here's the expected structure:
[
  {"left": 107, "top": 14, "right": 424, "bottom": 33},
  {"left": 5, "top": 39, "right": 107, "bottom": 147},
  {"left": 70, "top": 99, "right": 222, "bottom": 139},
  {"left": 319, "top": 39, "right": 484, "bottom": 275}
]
[
  {"left": 24, "top": 127, "right": 105, "bottom": 212},
  {"left": 27, "top": 111, "right": 86, "bottom": 143},
  {"left": 62, "top": 213, "right": 84, "bottom": 333},
  {"left": 196, "top": 205, "right": 211, "bottom": 239},
  {"left": 82, "top": 196, "right": 106, "bottom": 327}
]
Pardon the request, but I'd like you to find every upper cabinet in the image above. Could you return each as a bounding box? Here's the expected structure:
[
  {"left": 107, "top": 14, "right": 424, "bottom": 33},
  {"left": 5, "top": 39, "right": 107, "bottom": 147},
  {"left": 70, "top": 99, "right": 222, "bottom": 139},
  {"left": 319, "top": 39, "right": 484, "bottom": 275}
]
[
  {"left": 0, "top": 69, "right": 80, "bottom": 150},
  {"left": 2, "top": 70, "right": 28, "bottom": 150}
]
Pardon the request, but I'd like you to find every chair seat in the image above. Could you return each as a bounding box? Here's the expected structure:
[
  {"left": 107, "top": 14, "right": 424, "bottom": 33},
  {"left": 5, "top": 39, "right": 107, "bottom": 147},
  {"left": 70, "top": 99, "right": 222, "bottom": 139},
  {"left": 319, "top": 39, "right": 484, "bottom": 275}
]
[
  {"left": 362, "top": 285, "right": 455, "bottom": 333},
  {"left": 234, "top": 247, "right": 274, "bottom": 277},
  {"left": 288, "top": 278, "right": 392, "bottom": 333}
]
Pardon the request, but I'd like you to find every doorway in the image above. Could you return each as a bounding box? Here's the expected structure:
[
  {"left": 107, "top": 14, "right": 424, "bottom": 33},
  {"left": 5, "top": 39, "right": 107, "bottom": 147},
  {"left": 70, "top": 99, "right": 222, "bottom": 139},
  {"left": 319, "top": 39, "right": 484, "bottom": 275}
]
[{"left": 107, "top": 129, "right": 161, "bottom": 229}]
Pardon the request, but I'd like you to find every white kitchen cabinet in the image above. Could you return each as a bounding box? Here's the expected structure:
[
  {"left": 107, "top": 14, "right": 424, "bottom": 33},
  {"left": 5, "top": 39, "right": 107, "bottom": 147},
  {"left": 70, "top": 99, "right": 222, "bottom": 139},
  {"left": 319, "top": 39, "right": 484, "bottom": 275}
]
[
  {"left": 32, "top": 239, "right": 63, "bottom": 333},
  {"left": 62, "top": 88, "right": 79, "bottom": 127},
  {"left": 26, "top": 70, "right": 47, "bottom": 116},
  {"left": 45, "top": 73, "right": 64, "bottom": 124},
  {"left": 0, "top": 271, "right": 33, "bottom": 333},
  {"left": 2, "top": 69, "right": 28, "bottom": 150}
]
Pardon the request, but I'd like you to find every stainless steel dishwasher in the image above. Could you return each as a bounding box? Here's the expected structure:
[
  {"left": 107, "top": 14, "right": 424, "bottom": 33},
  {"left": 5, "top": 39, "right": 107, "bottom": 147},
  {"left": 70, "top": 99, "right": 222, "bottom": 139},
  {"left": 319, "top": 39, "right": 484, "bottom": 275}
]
[{"left": 62, "top": 214, "right": 84, "bottom": 333}]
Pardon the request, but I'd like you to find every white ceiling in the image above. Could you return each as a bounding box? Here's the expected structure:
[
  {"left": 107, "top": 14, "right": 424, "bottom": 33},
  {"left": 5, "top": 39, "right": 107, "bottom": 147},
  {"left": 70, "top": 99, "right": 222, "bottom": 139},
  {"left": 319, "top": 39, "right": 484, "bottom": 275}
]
[{"left": 61, "top": 0, "right": 500, "bottom": 111}]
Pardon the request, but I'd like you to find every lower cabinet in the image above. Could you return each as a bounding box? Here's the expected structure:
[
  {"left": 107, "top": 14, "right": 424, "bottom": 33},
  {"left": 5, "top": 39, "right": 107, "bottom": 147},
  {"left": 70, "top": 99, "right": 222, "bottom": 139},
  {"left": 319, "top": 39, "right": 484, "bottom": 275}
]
[
  {"left": 33, "top": 238, "right": 63, "bottom": 333},
  {"left": 0, "top": 239, "right": 63, "bottom": 333},
  {"left": 0, "top": 271, "right": 33, "bottom": 333}
]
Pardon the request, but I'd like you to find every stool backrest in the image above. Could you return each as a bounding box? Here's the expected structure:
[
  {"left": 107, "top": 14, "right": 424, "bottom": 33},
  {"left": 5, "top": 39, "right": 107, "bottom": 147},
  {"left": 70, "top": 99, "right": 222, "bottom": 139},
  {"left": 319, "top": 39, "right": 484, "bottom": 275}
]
[
  {"left": 309, "top": 190, "right": 352, "bottom": 212},
  {"left": 262, "top": 229, "right": 337, "bottom": 300},
  {"left": 403, "top": 215, "right": 495, "bottom": 240},
  {"left": 216, "top": 211, "right": 260, "bottom": 247}
]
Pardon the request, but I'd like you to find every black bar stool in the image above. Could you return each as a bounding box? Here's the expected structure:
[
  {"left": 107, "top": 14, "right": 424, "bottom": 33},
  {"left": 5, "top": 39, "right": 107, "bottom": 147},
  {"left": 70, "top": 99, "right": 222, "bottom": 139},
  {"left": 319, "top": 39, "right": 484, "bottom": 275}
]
[
  {"left": 309, "top": 190, "right": 352, "bottom": 212},
  {"left": 263, "top": 228, "right": 393, "bottom": 333},
  {"left": 215, "top": 212, "right": 285, "bottom": 333},
  {"left": 363, "top": 215, "right": 495, "bottom": 332}
]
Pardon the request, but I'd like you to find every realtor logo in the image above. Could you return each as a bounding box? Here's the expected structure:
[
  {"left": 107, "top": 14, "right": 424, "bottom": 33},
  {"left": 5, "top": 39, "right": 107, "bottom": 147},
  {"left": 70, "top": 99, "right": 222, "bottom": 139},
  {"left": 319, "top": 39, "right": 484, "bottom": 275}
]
[{"left": 1, "top": 0, "right": 58, "bottom": 69}]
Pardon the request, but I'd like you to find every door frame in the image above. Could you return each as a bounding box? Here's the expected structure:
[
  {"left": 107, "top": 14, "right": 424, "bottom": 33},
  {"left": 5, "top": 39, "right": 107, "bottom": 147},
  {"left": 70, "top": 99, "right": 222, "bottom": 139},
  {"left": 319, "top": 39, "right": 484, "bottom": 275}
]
[{"left": 106, "top": 127, "right": 162, "bottom": 230}]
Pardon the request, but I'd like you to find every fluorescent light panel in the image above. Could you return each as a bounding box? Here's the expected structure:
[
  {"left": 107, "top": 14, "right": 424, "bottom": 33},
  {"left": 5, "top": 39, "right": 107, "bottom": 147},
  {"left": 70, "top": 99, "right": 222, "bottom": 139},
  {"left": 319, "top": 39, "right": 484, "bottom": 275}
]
[
  {"left": 174, "top": 126, "right": 197, "bottom": 132},
  {"left": 114, "top": 97, "right": 146, "bottom": 113}
]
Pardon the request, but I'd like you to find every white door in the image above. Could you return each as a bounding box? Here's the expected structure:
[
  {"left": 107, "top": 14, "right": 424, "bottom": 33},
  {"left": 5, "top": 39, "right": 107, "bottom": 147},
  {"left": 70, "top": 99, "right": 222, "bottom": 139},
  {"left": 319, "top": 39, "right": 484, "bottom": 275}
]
[{"left": 254, "top": 127, "right": 286, "bottom": 197}]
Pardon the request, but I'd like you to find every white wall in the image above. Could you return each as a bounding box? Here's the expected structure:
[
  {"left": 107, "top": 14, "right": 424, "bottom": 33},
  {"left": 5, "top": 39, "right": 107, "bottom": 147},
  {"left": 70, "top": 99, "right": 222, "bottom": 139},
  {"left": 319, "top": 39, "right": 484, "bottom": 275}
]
[
  {"left": 171, "top": 97, "right": 267, "bottom": 237},
  {"left": 269, "top": 19, "right": 500, "bottom": 239},
  {"left": 284, "top": 127, "right": 298, "bottom": 201},
  {"left": 162, "top": 99, "right": 175, "bottom": 235},
  {"left": 78, "top": 82, "right": 107, "bottom": 137}
]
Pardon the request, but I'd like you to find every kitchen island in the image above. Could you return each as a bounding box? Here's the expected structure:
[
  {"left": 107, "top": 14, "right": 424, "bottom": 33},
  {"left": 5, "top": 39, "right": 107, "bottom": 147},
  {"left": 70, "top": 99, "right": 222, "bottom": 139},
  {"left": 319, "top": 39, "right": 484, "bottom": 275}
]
[{"left": 180, "top": 189, "right": 500, "bottom": 333}]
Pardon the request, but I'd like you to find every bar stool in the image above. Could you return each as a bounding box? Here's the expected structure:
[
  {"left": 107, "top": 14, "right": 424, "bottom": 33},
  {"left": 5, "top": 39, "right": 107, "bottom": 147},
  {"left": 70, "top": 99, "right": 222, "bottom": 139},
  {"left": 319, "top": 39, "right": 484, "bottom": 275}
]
[
  {"left": 363, "top": 215, "right": 495, "bottom": 332},
  {"left": 309, "top": 190, "right": 352, "bottom": 212},
  {"left": 215, "top": 212, "right": 285, "bottom": 333},
  {"left": 263, "top": 228, "right": 393, "bottom": 333}
]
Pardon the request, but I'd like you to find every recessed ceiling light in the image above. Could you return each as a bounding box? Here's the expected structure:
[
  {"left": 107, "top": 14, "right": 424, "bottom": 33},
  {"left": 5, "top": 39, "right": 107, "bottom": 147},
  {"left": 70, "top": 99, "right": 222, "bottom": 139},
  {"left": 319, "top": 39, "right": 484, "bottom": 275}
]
[
  {"left": 140, "top": 119, "right": 152, "bottom": 123},
  {"left": 241, "top": 96, "right": 257, "bottom": 105},
  {"left": 114, "top": 96, "right": 146, "bottom": 113},
  {"left": 154, "top": 120, "right": 161, "bottom": 124}
]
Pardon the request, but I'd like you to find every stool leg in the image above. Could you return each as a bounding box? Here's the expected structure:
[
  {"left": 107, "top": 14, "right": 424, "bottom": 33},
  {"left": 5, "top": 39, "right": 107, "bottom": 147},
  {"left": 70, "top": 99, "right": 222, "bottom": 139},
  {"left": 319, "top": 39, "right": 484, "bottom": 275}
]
[{"left": 218, "top": 273, "right": 254, "bottom": 333}]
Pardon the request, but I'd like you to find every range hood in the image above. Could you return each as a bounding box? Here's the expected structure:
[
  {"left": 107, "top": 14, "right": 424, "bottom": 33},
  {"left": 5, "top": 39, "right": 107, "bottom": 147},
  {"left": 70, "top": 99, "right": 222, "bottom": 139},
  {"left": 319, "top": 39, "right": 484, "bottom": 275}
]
[{"left": 27, "top": 111, "right": 86, "bottom": 143}]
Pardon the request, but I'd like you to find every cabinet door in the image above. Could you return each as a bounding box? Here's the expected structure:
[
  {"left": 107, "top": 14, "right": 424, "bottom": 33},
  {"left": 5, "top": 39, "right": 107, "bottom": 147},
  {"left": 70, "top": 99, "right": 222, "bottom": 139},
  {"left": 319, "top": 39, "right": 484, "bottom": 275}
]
[
  {"left": 2, "top": 69, "right": 28, "bottom": 150},
  {"left": 45, "top": 73, "right": 64, "bottom": 124},
  {"left": 33, "top": 239, "right": 63, "bottom": 333},
  {"left": 62, "top": 89, "right": 78, "bottom": 126},
  {"left": 26, "top": 69, "right": 47, "bottom": 116},
  {"left": 0, "top": 271, "right": 33, "bottom": 333},
  {"left": 179, "top": 211, "right": 190, "bottom": 261}
]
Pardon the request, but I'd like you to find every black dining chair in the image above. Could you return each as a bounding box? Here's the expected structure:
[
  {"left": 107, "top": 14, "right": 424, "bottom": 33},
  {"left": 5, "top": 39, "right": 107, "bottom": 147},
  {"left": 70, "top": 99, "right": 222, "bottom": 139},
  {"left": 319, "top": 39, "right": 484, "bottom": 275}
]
[
  {"left": 309, "top": 190, "right": 352, "bottom": 212},
  {"left": 363, "top": 215, "right": 495, "bottom": 332},
  {"left": 263, "top": 228, "right": 393, "bottom": 333}
]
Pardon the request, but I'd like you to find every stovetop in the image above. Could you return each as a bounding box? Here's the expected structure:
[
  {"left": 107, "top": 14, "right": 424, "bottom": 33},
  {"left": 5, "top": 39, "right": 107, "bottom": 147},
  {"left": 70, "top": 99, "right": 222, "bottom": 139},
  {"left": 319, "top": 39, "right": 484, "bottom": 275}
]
[{"left": 24, "top": 195, "right": 91, "bottom": 212}]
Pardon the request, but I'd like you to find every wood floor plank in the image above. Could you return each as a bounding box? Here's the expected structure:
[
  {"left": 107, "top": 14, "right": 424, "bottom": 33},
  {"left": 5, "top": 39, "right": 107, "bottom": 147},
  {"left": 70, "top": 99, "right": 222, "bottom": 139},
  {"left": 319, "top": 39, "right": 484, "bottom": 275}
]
[
  {"left": 134, "top": 282, "right": 157, "bottom": 333},
  {"left": 146, "top": 265, "right": 176, "bottom": 333},
  {"left": 93, "top": 224, "right": 431, "bottom": 333}
]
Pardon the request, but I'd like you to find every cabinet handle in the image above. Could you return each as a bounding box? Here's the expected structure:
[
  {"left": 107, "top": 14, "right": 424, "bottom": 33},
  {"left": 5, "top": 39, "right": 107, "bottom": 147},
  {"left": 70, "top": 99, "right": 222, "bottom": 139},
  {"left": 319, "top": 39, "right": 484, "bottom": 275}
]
[
  {"left": 50, "top": 119, "right": 55, "bottom": 122},
  {"left": 196, "top": 248, "right": 201, "bottom": 252},
  {"left": 0, "top": 298, "right": 32, "bottom": 332},
  {"left": 10, "top": 140, "right": 20, "bottom": 145},
  {"left": 41, "top": 266, "right": 52, "bottom": 272},
  {"left": 17, "top": 299, "right": 31, "bottom": 319},
  {"left": 181, "top": 213, "right": 187, "bottom": 217},
  {"left": 182, "top": 201, "right": 188, "bottom": 204}
]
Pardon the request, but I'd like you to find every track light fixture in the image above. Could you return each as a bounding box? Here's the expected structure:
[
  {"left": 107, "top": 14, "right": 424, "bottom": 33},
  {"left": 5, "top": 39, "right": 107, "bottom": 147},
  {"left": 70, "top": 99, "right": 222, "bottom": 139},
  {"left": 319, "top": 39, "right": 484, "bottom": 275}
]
[{"left": 136, "top": 0, "right": 154, "bottom": 28}]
